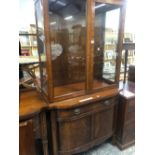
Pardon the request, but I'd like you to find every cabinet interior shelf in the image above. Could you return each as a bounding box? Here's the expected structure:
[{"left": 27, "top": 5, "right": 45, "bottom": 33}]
[{"left": 53, "top": 80, "right": 109, "bottom": 98}]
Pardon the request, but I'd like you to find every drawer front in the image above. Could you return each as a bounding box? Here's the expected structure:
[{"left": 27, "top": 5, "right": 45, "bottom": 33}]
[
  {"left": 126, "top": 98, "right": 135, "bottom": 122},
  {"left": 123, "top": 122, "right": 135, "bottom": 143},
  {"left": 57, "top": 98, "right": 116, "bottom": 121}
]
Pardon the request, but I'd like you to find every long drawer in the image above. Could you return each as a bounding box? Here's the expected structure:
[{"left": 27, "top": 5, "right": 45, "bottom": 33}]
[{"left": 57, "top": 97, "right": 116, "bottom": 121}]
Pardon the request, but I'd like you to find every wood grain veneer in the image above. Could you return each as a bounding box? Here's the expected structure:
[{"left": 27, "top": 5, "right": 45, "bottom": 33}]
[{"left": 20, "top": 90, "right": 47, "bottom": 121}]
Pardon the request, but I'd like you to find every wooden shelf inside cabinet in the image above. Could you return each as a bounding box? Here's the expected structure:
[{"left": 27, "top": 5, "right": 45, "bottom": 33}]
[{"left": 53, "top": 80, "right": 109, "bottom": 100}]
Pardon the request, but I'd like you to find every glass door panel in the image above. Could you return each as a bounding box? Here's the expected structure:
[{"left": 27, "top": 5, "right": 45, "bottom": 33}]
[
  {"left": 35, "top": 0, "right": 47, "bottom": 94},
  {"left": 93, "top": 2, "right": 120, "bottom": 89},
  {"left": 48, "top": 0, "right": 87, "bottom": 98}
]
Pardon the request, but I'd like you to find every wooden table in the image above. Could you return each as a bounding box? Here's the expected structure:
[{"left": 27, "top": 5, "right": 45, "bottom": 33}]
[{"left": 19, "top": 56, "right": 39, "bottom": 89}]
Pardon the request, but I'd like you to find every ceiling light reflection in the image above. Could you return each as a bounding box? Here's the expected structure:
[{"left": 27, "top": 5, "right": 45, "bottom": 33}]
[
  {"left": 57, "top": 1, "right": 66, "bottom": 6},
  {"left": 64, "top": 16, "right": 73, "bottom": 20},
  {"left": 95, "top": 4, "right": 106, "bottom": 9},
  {"left": 50, "top": 22, "right": 56, "bottom": 25}
]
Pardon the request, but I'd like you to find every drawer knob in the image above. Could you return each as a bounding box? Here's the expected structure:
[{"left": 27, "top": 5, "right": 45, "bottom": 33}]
[
  {"left": 104, "top": 100, "right": 111, "bottom": 106},
  {"left": 74, "top": 108, "right": 81, "bottom": 115}
]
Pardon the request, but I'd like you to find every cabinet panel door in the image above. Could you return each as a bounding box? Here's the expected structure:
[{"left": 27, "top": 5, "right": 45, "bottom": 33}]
[
  {"left": 19, "top": 120, "right": 36, "bottom": 155},
  {"left": 58, "top": 116, "right": 91, "bottom": 152},
  {"left": 94, "top": 108, "right": 114, "bottom": 139}
]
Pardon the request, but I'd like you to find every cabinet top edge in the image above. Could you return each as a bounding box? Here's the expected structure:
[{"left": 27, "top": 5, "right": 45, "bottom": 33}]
[
  {"left": 48, "top": 88, "right": 119, "bottom": 110},
  {"left": 19, "top": 90, "right": 47, "bottom": 121}
]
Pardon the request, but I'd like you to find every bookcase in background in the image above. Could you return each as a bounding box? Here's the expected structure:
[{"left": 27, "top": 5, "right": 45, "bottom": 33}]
[{"left": 19, "top": 24, "right": 38, "bottom": 56}]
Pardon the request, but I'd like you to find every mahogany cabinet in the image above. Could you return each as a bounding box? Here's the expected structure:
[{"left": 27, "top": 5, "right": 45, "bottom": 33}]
[
  {"left": 33, "top": 0, "right": 126, "bottom": 154},
  {"left": 20, "top": 119, "right": 37, "bottom": 155},
  {"left": 115, "top": 81, "right": 135, "bottom": 149}
]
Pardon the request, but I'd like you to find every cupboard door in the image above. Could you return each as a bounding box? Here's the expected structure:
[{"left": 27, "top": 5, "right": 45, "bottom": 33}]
[
  {"left": 94, "top": 108, "right": 114, "bottom": 139},
  {"left": 19, "top": 120, "right": 36, "bottom": 155},
  {"left": 58, "top": 116, "right": 91, "bottom": 152}
]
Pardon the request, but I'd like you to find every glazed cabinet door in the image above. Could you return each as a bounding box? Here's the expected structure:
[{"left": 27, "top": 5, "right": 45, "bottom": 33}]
[
  {"left": 57, "top": 116, "right": 91, "bottom": 154},
  {"left": 93, "top": 1, "right": 122, "bottom": 87},
  {"left": 19, "top": 120, "right": 36, "bottom": 155},
  {"left": 94, "top": 104, "right": 115, "bottom": 139}
]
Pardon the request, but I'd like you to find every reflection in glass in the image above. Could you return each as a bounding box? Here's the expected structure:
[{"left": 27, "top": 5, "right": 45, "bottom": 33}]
[
  {"left": 48, "top": 0, "right": 86, "bottom": 97},
  {"left": 93, "top": 2, "right": 120, "bottom": 89},
  {"left": 103, "top": 8, "right": 120, "bottom": 81},
  {"left": 35, "top": 0, "right": 47, "bottom": 94}
]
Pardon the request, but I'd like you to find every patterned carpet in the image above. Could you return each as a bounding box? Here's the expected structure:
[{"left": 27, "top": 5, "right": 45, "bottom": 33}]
[{"left": 76, "top": 142, "right": 135, "bottom": 155}]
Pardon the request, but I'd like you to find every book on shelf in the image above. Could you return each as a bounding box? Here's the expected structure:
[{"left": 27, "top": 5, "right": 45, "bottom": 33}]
[{"left": 21, "top": 49, "right": 30, "bottom": 56}]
